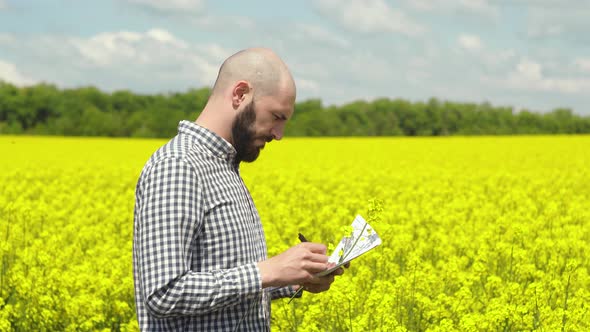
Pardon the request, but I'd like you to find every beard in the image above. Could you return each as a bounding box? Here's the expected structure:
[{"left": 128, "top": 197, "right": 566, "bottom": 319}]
[{"left": 231, "top": 100, "right": 269, "bottom": 163}]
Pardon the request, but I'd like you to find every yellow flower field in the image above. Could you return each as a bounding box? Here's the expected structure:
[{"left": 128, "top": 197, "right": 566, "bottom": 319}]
[{"left": 1, "top": 135, "right": 589, "bottom": 331}]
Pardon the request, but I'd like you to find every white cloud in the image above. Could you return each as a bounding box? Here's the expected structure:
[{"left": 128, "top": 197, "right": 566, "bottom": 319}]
[
  {"left": 498, "top": 58, "right": 590, "bottom": 94},
  {"left": 0, "top": 59, "right": 37, "bottom": 86},
  {"left": 408, "top": 0, "right": 435, "bottom": 11},
  {"left": 70, "top": 29, "right": 224, "bottom": 85},
  {"left": 71, "top": 29, "right": 212, "bottom": 69},
  {"left": 125, "top": 0, "right": 204, "bottom": 13},
  {"left": 0, "top": 33, "right": 15, "bottom": 44},
  {"left": 313, "top": 0, "right": 426, "bottom": 36},
  {"left": 0, "top": 0, "right": 6, "bottom": 10},
  {"left": 461, "top": 0, "right": 495, "bottom": 14},
  {"left": 525, "top": 2, "right": 590, "bottom": 40},
  {"left": 292, "top": 24, "right": 350, "bottom": 48},
  {"left": 575, "top": 58, "right": 590, "bottom": 73},
  {"left": 484, "top": 49, "right": 516, "bottom": 67},
  {"left": 74, "top": 31, "right": 142, "bottom": 67},
  {"left": 341, "top": 51, "right": 396, "bottom": 82},
  {"left": 408, "top": 56, "right": 431, "bottom": 69},
  {"left": 187, "top": 56, "right": 219, "bottom": 85},
  {"left": 193, "top": 15, "right": 256, "bottom": 30},
  {"left": 296, "top": 77, "right": 320, "bottom": 94},
  {"left": 455, "top": 34, "right": 515, "bottom": 69},
  {"left": 146, "top": 29, "right": 188, "bottom": 48},
  {"left": 289, "top": 60, "right": 331, "bottom": 81},
  {"left": 407, "top": 0, "right": 498, "bottom": 18},
  {"left": 285, "top": 46, "right": 410, "bottom": 103},
  {"left": 527, "top": 12, "right": 564, "bottom": 39},
  {"left": 458, "top": 34, "right": 483, "bottom": 52},
  {"left": 200, "top": 44, "right": 232, "bottom": 63},
  {"left": 516, "top": 59, "right": 542, "bottom": 81},
  {"left": 0, "top": 29, "right": 229, "bottom": 91}
]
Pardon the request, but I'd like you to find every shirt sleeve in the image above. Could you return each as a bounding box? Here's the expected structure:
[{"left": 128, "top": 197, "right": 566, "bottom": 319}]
[
  {"left": 134, "top": 157, "right": 262, "bottom": 318},
  {"left": 269, "top": 286, "right": 301, "bottom": 300}
]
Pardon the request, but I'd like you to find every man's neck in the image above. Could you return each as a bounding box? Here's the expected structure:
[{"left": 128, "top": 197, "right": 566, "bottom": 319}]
[{"left": 195, "top": 105, "right": 234, "bottom": 145}]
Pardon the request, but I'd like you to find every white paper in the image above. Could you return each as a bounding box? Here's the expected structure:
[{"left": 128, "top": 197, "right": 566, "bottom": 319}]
[{"left": 316, "top": 215, "right": 381, "bottom": 277}]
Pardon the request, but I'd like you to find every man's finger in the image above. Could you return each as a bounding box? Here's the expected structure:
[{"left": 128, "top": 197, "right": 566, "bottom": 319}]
[
  {"left": 300, "top": 242, "right": 327, "bottom": 254},
  {"left": 304, "top": 275, "right": 335, "bottom": 285},
  {"left": 303, "top": 261, "right": 330, "bottom": 274},
  {"left": 306, "top": 252, "right": 329, "bottom": 263},
  {"left": 328, "top": 267, "right": 344, "bottom": 276},
  {"left": 302, "top": 283, "right": 331, "bottom": 293}
]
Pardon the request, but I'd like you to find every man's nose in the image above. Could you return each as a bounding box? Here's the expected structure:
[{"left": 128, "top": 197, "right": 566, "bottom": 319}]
[{"left": 271, "top": 125, "right": 284, "bottom": 141}]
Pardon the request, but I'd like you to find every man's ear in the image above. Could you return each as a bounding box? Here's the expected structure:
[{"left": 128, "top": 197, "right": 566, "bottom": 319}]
[{"left": 232, "top": 81, "right": 251, "bottom": 109}]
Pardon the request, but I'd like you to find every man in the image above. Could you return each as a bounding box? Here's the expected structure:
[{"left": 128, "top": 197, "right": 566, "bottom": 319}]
[{"left": 133, "top": 48, "right": 344, "bottom": 331}]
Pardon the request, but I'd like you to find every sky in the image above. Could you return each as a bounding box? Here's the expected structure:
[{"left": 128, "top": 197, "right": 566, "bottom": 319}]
[{"left": 1, "top": 0, "right": 589, "bottom": 115}]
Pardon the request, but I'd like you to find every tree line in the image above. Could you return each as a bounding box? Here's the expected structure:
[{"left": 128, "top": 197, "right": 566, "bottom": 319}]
[{"left": 1, "top": 81, "right": 589, "bottom": 137}]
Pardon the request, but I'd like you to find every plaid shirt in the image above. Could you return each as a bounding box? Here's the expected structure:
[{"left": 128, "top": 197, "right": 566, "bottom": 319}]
[{"left": 133, "top": 121, "right": 294, "bottom": 331}]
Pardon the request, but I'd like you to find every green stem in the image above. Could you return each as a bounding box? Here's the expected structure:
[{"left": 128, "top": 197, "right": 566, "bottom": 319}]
[
  {"left": 288, "top": 286, "right": 304, "bottom": 304},
  {"left": 339, "top": 222, "right": 368, "bottom": 264}
]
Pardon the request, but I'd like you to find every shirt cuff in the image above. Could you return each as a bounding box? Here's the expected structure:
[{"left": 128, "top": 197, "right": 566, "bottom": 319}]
[
  {"left": 238, "top": 263, "right": 262, "bottom": 295},
  {"left": 269, "top": 285, "right": 302, "bottom": 300},
  {"left": 212, "top": 262, "right": 262, "bottom": 297}
]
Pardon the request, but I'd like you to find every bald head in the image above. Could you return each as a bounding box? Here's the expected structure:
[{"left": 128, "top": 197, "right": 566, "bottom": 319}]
[
  {"left": 211, "top": 48, "right": 296, "bottom": 100},
  {"left": 197, "top": 48, "right": 296, "bottom": 145}
]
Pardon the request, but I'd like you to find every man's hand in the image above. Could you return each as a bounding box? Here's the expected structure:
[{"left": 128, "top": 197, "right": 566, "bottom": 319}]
[
  {"left": 257, "top": 242, "right": 330, "bottom": 288},
  {"left": 296, "top": 263, "right": 346, "bottom": 293}
]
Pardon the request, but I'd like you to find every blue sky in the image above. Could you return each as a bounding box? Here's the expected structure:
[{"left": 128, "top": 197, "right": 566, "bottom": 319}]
[{"left": 1, "top": 0, "right": 589, "bottom": 115}]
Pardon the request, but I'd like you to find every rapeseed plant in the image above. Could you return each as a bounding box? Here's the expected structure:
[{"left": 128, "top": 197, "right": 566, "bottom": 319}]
[{"left": 1, "top": 135, "right": 589, "bottom": 331}]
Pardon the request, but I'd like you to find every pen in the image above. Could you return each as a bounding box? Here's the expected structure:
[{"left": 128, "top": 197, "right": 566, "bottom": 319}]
[
  {"left": 298, "top": 233, "right": 308, "bottom": 243},
  {"left": 289, "top": 233, "right": 309, "bottom": 303}
]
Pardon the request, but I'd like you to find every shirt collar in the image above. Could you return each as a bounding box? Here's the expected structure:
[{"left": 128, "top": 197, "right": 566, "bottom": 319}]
[{"left": 177, "top": 120, "right": 237, "bottom": 164}]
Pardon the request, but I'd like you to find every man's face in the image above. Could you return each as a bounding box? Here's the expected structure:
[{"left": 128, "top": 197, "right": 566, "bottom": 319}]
[
  {"left": 231, "top": 88, "right": 295, "bottom": 163},
  {"left": 231, "top": 100, "right": 272, "bottom": 163}
]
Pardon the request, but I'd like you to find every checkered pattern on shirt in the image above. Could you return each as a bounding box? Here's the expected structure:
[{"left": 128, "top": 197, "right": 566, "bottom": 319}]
[{"left": 133, "top": 121, "right": 295, "bottom": 331}]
